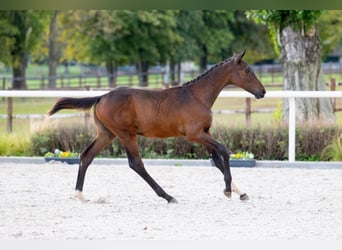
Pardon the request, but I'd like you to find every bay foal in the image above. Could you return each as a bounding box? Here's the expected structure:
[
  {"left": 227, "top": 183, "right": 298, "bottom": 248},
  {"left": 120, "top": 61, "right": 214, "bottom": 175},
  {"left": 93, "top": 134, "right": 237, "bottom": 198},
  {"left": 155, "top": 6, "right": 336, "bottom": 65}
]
[{"left": 48, "top": 50, "right": 266, "bottom": 203}]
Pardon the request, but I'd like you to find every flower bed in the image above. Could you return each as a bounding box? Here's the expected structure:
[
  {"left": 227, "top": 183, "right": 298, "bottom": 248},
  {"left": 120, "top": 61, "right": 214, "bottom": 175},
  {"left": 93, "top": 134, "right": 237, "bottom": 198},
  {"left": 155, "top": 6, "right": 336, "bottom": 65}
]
[
  {"left": 44, "top": 149, "right": 80, "bottom": 165},
  {"left": 210, "top": 151, "right": 256, "bottom": 168}
]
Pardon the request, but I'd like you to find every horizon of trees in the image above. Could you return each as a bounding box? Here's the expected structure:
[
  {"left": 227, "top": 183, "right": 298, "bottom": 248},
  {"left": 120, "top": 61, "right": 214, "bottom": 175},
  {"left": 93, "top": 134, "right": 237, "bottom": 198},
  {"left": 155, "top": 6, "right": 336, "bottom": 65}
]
[{"left": 0, "top": 10, "right": 341, "bottom": 91}]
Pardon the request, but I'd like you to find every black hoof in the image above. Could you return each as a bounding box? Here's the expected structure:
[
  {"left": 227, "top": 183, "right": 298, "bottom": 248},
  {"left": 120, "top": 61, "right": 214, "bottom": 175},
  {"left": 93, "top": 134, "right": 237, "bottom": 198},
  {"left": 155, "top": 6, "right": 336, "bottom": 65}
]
[{"left": 240, "top": 193, "right": 249, "bottom": 201}]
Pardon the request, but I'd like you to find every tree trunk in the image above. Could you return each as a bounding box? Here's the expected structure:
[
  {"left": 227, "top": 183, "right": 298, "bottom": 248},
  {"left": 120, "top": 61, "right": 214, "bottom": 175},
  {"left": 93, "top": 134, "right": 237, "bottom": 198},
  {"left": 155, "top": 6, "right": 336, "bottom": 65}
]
[
  {"left": 280, "top": 25, "right": 335, "bottom": 124},
  {"left": 12, "top": 54, "right": 27, "bottom": 89},
  {"left": 177, "top": 62, "right": 182, "bottom": 85},
  {"left": 199, "top": 45, "right": 208, "bottom": 73},
  {"left": 199, "top": 55, "right": 208, "bottom": 74},
  {"left": 169, "top": 57, "right": 176, "bottom": 86},
  {"left": 105, "top": 61, "right": 117, "bottom": 88},
  {"left": 137, "top": 61, "right": 149, "bottom": 87},
  {"left": 48, "top": 10, "right": 58, "bottom": 89}
]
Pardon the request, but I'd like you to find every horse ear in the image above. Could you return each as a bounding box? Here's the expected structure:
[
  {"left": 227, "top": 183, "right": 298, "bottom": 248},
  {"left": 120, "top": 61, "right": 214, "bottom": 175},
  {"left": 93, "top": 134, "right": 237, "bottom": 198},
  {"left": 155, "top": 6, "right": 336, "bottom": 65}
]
[{"left": 234, "top": 49, "right": 247, "bottom": 64}]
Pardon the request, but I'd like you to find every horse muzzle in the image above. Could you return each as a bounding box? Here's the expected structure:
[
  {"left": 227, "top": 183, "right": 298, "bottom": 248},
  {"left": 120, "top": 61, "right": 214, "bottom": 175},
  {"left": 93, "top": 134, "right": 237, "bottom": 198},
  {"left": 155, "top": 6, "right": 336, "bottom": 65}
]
[{"left": 255, "top": 89, "right": 266, "bottom": 99}]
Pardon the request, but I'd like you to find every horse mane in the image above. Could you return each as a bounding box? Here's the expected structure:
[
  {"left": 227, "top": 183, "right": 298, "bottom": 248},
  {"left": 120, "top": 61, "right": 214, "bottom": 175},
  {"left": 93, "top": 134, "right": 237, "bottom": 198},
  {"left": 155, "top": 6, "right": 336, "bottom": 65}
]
[{"left": 182, "top": 57, "right": 233, "bottom": 86}]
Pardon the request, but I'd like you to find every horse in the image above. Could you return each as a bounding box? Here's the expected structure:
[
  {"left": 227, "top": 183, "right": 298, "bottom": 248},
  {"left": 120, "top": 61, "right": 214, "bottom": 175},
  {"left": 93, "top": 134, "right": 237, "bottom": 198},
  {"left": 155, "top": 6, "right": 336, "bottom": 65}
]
[{"left": 48, "top": 49, "right": 266, "bottom": 203}]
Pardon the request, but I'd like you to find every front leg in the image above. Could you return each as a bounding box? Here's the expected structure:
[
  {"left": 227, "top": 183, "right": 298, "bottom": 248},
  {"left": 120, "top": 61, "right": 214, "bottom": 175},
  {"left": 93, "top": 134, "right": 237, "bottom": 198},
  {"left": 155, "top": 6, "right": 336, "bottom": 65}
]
[{"left": 209, "top": 149, "right": 249, "bottom": 200}]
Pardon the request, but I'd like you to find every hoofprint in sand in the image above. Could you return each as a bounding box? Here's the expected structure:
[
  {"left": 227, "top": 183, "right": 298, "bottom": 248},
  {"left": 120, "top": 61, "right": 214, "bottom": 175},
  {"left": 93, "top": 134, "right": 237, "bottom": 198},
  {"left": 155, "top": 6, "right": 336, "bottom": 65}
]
[{"left": 0, "top": 162, "right": 342, "bottom": 240}]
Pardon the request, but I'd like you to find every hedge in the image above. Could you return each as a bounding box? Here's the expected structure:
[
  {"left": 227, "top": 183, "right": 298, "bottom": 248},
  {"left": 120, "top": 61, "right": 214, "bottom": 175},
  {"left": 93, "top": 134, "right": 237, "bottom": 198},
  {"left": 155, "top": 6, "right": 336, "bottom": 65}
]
[{"left": 30, "top": 120, "right": 340, "bottom": 161}]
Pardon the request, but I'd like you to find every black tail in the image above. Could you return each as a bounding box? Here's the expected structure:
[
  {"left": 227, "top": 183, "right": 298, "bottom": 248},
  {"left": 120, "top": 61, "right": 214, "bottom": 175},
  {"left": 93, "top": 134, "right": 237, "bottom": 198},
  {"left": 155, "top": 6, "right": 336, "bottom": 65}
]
[{"left": 48, "top": 96, "right": 102, "bottom": 116}]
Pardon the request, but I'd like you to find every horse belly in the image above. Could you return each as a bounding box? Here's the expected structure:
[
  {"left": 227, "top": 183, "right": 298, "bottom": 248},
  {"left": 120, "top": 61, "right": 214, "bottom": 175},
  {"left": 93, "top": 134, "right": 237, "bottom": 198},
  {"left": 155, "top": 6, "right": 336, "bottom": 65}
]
[{"left": 137, "top": 119, "right": 184, "bottom": 138}]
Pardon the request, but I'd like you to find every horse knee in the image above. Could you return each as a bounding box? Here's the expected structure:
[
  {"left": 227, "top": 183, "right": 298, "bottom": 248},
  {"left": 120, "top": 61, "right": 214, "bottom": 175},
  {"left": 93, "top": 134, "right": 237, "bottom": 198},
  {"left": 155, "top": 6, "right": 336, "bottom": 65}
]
[{"left": 128, "top": 158, "right": 144, "bottom": 172}]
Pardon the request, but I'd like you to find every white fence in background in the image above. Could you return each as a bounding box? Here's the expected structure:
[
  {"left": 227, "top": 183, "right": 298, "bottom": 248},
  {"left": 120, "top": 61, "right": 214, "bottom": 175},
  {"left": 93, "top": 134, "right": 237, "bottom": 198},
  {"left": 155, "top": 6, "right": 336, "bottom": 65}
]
[{"left": 1, "top": 90, "right": 342, "bottom": 162}]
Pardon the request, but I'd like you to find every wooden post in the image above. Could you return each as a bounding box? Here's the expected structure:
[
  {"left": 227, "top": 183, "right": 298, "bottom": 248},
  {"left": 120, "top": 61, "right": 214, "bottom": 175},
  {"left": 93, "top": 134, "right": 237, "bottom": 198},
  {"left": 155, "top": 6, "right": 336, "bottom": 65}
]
[
  {"left": 79, "top": 75, "right": 82, "bottom": 88},
  {"left": 245, "top": 97, "right": 251, "bottom": 127},
  {"left": 96, "top": 73, "right": 101, "bottom": 89},
  {"left": 84, "top": 85, "right": 90, "bottom": 124},
  {"left": 2, "top": 77, "right": 5, "bottom": 101},
  {"left": 41, "top": 75, "right": 45, "bottom": 89},
  {"left": 61, "top": 75, "right": 64, "bottom": 88},
  {"left": 330, "top": 78, "right": 336, "bottom": 112},
  {"left": 129, "top": 73, "right": 133, "bottom": 87},
  {"left": 7, "top": 87, "right": 13, "bottom": 133}
]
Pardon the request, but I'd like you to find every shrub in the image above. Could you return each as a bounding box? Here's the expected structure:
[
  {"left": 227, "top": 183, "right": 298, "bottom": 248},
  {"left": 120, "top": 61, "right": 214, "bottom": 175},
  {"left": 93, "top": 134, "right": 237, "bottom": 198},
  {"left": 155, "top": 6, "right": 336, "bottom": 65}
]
[
  {"left": 0, "top": 132, "right": 31, "bottom": 156},
  {"left": 29, "top": 119, "right": 340, "bottom": 161},
  {"left": 321, "top": 134, "right": 342, "bottom": 161}
]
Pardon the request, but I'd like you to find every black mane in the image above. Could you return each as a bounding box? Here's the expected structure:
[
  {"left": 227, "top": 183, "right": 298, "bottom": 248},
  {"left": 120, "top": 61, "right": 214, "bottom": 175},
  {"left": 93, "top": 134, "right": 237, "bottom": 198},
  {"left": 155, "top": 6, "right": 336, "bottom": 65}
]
[{"left": 182, "top": 57, "right": 233, "bottom": 86}]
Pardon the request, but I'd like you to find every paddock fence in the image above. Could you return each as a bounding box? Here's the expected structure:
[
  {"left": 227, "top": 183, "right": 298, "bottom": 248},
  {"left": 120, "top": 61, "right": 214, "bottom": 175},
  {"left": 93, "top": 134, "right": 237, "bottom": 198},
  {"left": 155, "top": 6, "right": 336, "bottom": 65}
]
[{"left": 1, "top": 89, "right": 342, "bottom": 162}]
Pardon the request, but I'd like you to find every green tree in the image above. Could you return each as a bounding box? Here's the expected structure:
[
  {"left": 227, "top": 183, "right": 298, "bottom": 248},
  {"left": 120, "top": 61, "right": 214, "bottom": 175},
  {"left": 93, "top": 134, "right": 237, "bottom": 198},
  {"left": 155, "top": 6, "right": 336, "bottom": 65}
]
[
  {"left": 247, "top": 10, "right": 335, "bottom": 123},
  {"left": 0, "top": 11, "right": 48, "bottom": 89},
  {"left": 66, "top": 10, "right": 130, "bottom": 87},
  {"left": 225, "top": 10, "right": 275, "bottom": 63},
  {"left": 167, "top": 10, "right": 201, "bottom": 85},
  {"left": 318, "top": 10, "right": 342, "bottom": 59},
  {"left": 192, "top": 10, "right": 234, "bottom": 73},
  {"left": 118, "top": 10, "right": 179, "bottom": 86},
  {"left": 48, "top": 10, "right": 58, "bottom": 88}
]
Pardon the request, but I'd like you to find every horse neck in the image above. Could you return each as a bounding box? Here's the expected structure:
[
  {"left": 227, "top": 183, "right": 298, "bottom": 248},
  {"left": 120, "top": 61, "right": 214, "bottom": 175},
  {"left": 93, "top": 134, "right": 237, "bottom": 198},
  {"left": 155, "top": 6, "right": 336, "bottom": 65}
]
[{"left": 188, "top": 67, "right": 230, "bottom": 108}]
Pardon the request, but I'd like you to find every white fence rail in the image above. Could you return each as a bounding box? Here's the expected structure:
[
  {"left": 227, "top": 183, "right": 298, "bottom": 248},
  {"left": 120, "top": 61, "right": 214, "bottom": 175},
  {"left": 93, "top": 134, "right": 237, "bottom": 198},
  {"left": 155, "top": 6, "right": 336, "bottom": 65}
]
[{"left": 1, "top": 90, "right": 342, "bottom": 162}]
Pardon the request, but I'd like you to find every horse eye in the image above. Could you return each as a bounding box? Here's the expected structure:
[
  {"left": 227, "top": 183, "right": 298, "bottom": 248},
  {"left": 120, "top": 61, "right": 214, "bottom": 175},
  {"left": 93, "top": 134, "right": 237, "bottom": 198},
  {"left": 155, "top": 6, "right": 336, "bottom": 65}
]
[{"left": 245, "top": 67, "right": 250, "bottom": 74}]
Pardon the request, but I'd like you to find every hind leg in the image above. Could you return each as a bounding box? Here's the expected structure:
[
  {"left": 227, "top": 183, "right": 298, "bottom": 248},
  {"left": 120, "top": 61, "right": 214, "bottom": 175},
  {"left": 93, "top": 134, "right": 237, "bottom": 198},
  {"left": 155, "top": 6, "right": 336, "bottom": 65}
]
[
  {"left": 74, "top": 127, "right": 115, "bottom": 202},
  {"left": 121, "top": 135, "right": 176, "bottom": 203}
]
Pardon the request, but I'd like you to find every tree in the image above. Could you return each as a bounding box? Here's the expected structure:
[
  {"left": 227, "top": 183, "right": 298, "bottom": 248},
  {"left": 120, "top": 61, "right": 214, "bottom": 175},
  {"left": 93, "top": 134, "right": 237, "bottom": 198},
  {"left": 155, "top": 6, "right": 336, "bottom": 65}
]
[
  {"left": 0, "top": 11, "right": 48, "bottom": 89},
  {"left": 31, "top": 10, "right": 72, "bottom": 77},
  {"left": 225, "top": 10, "right": 275, "bottom": 63},
  {"left": 65, "top": 10, "right": 130, "bottom": 87},
  {"left": 192, "top": 10, "right": 235, "bottom": 73},
  {"left": 118, "top": 10, "right": 180, "bottom": 86},
  {"left": 48, "top": 10, "right": 58, "bottom": 88},
  {"left": 247, "top": 10, "right": 335, "bottom": 123},
  {"left": 318, "top": 10, "right": 342, "bottom": 59},
  {"left": 167, "top": 10, "right": 201, "bottom": 85}
]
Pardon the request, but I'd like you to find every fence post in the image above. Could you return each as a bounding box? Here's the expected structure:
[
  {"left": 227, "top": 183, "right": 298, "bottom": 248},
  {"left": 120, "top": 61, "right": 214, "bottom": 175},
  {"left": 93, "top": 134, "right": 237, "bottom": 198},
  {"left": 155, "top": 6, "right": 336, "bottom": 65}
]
[
  {"left": 96, "top": 73, "right": 101, "bottom": 89},
  {"left": 79, "top": 75, "right": 82, "bottom": 88},
  {"left": 40, "top": 75, "right": 45, "bottom": 89},
  {"left": 2, "top": 77, "right": 5, "bottom": 101},
  {"left": 7, "top": 87, "right": 13, "bottom": 133},
  {"left": 245, "top": 97, "right": 251, "bottom": 126},
  {"left": 129, "top": 73, "right": 133, "bottom": 87},
  {"left": 84, "top": 85, "right": 90, "bottom": 124},
  {"left": 330, "top": 78, "right": 336, "bottom": 112},
  {"left": 61, "top": 75, "right": 64, "bottom": 88},
  {"left": 288, "top": 97, "right": 296, "bottom": 162}
]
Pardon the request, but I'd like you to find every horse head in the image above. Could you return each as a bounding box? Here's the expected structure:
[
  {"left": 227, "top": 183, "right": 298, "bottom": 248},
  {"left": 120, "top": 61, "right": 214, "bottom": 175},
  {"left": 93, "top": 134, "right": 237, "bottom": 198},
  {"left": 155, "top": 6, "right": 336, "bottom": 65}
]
[{"left": 228, "top": 49, "right": 266, "bottom": 99}]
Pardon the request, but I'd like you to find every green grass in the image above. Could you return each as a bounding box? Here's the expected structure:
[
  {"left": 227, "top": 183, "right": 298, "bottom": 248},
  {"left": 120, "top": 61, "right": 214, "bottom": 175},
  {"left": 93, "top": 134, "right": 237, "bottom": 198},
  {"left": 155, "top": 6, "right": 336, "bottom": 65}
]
[{"left": 0, "top": 129, "right": 31, "bottom": 156}]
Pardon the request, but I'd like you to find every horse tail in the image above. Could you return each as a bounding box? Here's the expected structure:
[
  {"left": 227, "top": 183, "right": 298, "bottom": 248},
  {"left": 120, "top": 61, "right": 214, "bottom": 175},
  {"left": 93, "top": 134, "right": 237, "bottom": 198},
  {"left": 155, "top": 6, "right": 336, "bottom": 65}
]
[{"left": 48, "top": 96, "right": 102, "bottom": 116}]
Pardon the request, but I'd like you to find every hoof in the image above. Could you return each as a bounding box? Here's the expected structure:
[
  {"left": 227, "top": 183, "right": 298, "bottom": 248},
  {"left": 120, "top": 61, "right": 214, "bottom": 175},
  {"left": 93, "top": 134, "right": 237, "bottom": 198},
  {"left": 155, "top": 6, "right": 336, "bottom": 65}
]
[
  {"left": 223, "top": 190, "right": 232, "bottom": 199},
  {"left": 240, "top": 193, "right": 249, "bottom": 201},
  {"left": 74, "top": 190, "right": 88, "bottom": 203},
  {"left": 168, "top": 197, "right": 178, "bottom": 204}
]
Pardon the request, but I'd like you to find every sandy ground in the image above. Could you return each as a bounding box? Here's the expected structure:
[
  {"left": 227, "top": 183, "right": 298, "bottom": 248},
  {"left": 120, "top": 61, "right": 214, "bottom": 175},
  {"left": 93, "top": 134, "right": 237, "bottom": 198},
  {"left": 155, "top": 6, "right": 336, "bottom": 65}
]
[{"left": 1, "top": 161, "right": 342, "bottom": 240}]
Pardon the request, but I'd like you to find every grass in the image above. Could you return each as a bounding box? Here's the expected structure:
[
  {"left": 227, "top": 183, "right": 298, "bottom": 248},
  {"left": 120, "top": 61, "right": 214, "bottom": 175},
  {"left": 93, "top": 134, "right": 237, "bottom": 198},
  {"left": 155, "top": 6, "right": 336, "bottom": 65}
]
[{"left": 0, "top": 129, "right": 31, "bottom": 156}]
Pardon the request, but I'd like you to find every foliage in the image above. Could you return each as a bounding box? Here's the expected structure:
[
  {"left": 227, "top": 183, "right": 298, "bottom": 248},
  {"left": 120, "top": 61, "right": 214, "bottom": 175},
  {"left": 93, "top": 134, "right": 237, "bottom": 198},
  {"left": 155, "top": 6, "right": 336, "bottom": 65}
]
[
  {"left": 0, "top": 10, "right": 49, "bottom": 89},
  {"left": 30, "top": 119, "right": 96, "bottom": 156},
  {"left": 225, "top": 10, "right": 275, "bottom": 63},
  {"left": 318, "top": 10, "right": 342, "bottom": 59},
  {"left": 321, "top": 134, "right": 342, "bottom": 161},
  {"left": 246, "top": 10, "right": 323, "bottom": 56},
  {"left": 28, "top": 120, "right": 339, "bottom": 161},
  {"left": 0, "top": 132, "right": 31, "bottom": 156}
]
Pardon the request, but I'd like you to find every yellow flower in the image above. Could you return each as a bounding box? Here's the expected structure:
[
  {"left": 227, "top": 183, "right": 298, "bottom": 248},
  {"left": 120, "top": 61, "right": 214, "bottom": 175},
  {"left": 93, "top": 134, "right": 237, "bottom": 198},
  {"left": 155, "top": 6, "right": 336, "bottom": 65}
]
[{"left": 61, "top": 151, "right": 71, "bottom": 158}]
